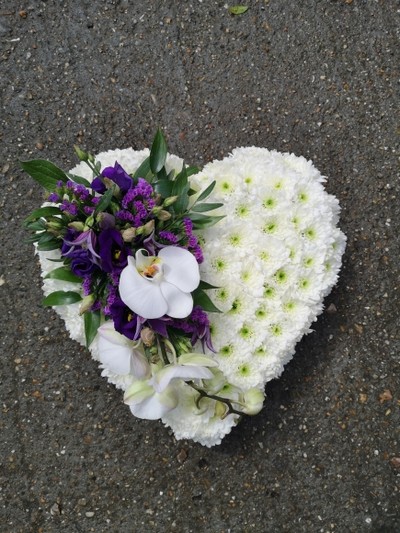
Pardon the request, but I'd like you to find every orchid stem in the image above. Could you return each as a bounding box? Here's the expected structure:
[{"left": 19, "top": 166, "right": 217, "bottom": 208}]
[{"left": 187, "top": 381, "right": 243, "bottom": 417}]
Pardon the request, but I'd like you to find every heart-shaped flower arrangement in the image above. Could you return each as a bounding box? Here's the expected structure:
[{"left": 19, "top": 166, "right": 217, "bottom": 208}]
[{"left": 24, "top": 132, "right": 345, "bottom": 447}]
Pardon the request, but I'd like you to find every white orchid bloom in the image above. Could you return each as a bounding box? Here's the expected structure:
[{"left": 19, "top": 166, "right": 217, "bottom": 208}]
[
  {"left": 97, "top": 322, "right": 150, "bottom": 378},
  {"left": 124, "top": 354, "right": 218, "bottom": 420},
  {"left": 119, "top": 246, "right": 200, "bottom": 319}
]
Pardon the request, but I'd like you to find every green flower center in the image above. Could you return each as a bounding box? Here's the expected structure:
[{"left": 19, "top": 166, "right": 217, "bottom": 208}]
[
  {"left": 275, "top": 269, "right": 287, "bottom": 284},
  {"left": 238, "top": 364, "right": 251, "bottom": 376},
  {"left": 220, "top": 344, "right": 233, "bottom": 357}
]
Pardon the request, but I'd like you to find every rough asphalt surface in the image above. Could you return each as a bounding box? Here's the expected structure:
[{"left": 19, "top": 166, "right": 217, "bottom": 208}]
[{"left": 1, "top": 1, "right": 399, "bottom": 532}]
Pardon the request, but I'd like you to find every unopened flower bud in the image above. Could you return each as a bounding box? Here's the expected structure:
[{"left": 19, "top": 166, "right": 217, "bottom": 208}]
[
  {"left": 103, "top": 177, "right": 120, "bottom": 197},
  {"left": 121, "top": 227, "right": 137, "bottom": 242},
  {"left": 138, "top": 220, "right": 155, "bottom": 236},
  {"left": 79, "top": 294, "right": 95, "bottom": 315},
  {"left": 84, "top": 215, "right": 95, "bottom": 230},
  {"left": 141, "top": 327, "right": 155, "bottom": 347},
  {"left": 97, "top": 212, "right": 115, "bottom": 230},
  {"left": 157, "top": 210, "right": 172, "bottom": 221},
  {"left": 174, "top": 336, "right": 192, "bottom": 355},
  {"left": 68, "top": 221, "right": 85, "bottom": 231},
  {"left": 241, "top": 388, "right": 264, "bottom": 415},
  {"left": 214, "top": 400, "right": 228, "bottom": 419},
  {"left": 46, "top": 220, "right": 63, "bottom": 231},
  {"left": 163, "top": 196, "right": 179, "bottom": 207},
  {"left": 74, "top": 145, "right": 89, "bottom": 162}
]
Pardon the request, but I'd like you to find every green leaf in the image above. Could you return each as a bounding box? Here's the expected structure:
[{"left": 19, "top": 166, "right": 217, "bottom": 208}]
[
  {"left": 24, "top": 206, "right": 62, "bottom": 224},
  {"left": 25, "top": 220, "right": 47, "bottom": 231},
  {"left": 36, "top": 233, "right": 62, "bottom": 251},
  {"left": 42, "top": 291, "right": 82, "bottom": 306},
  {"left": 36, "top": 239, "right": 62, "bottom": 251},
  {"left": 66, "top": 173, "right": 92, "bottom": 188},
  {"left": 192, "top": 288, "right": 221, "bottom": 313},
  {"left": 229, "top": 5, "right": 248, "bottom": 15},
  {"left": 44, "top": 266, "right": 82, "bottom": 283},
  {"left": 154, "top": 179, "right": 173, "bottom": 198},
  {"left": 156, "top": 167, "right": 168, "bottom": 180},
  {"left": 186, "top": 166, "right": 200, "bottom": 177},
  {"left": 198, "top": 280, "right": 219, "bottom": 290},
  {"left": 196, "top": 181, "right": 216, "bottom": 203},
  {"left": 191, "top": 202, "right": 223, "bottom": 213},
  {"left": 25, "top": 233, "right": 44, "bottom": 244},
  {"left": 133, "top": 156, "right": 152, "bottom": 180},
  {"left": 84, "top": 310, "right": 101, "bottom": 347},
  {"left": 172, "top": 167, "right": 188, "bottom": 194},
  {"left": 189, "top": 213, "right": 225, "bottom": 230},
  {"left": 150, "top": 129, "right": 167, "bottom": 174},
  {"left": 172, "top": 166, "right": 190, "bottom": 213},
  {"left": 94, "top": 188, "right": 114, "bottom": 216},
  {"left": 20, "top": 160, "right": 68, "bottom": 191}
]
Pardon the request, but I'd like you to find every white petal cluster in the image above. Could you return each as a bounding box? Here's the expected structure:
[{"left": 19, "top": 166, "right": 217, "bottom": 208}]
[
  {"left": 35, "top": 147, "right": 346, "bottom": 448},
  {"left": 189, "top": 147, "right": 346, "bottom": 393}
]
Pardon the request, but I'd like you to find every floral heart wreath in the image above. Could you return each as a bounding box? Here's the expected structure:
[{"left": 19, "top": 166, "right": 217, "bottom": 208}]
[{"left": 23, "top": 131, "right": 346, "bottom": 447}]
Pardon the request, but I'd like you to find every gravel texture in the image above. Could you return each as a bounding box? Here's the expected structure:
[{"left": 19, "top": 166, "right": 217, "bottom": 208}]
[{"left": 0, "top": 1, "right": 399, "bottom": 532}]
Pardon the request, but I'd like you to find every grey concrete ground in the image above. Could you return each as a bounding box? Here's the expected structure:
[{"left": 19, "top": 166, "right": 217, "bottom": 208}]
[{"left": 1, "top": 1, "right": 399, "bottom": 532}]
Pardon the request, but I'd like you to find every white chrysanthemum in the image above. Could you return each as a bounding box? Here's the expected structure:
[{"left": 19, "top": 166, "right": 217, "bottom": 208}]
[{"left": 193, "top": 147, "right": 346, "bottom": 393}]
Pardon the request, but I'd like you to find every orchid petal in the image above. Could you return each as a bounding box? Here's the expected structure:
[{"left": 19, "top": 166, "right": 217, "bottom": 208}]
[
  {"left": 98, "top": 322, "right": 149, "bottom": 377},
  {"left": 178, "top": 353, "right": 219, "bottom": 367},
  {"left": 158, "top": 246, "right": 200, "bottom": 293},
  {"left": 131, "top": 352, "right": 151, "bottom": 379},
  {"left": 98, "top": 322, "right": 131, "bottom": 346},
  {"left": 124, "top": 380, "right": 154, "bottom": 404},
  {"left": 159, "top": 281, "right": 193, "bottom": 318},
  {"left": 98, "top": 327, "right": 134, "bottom": 375},
  {"left": 153, "top": 364, "right": 214, "bottom": 393},
  {"left": 120, "top": 256, "right": 168, "bottom": 319},
  {"left": 125, "top": 381, "right": 178, "bottom": 420},
  {"left": 128, "top": 390, "right": 178, "bottom": 419}
]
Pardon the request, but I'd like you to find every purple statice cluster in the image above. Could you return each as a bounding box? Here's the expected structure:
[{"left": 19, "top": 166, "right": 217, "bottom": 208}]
[
  {"left": 182, "top": 218, "right": 203, "bottom": 263},
  {"left": 115, "top": 178, "right": 156, "bottom": 227},
  {"left": 171, "top": 306, "right": 214, "bottom": 352}
]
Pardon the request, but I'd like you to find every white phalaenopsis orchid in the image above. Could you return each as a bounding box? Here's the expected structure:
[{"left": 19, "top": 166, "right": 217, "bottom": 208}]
[
  {"left": 119, "top": 247, "right": 200, "bottom": 319},
  {"left": 97, "top": 322, "right": 150, "bottom": 378},
  {"left": 124, "top": 354, "right": 218, "bottom": 420}
]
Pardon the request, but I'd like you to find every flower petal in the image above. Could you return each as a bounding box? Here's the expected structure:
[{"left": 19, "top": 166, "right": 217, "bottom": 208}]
[
  {"left": 131, "top": 352, "right": 151, "bottom": 379},
  {"left": 126, "top": 385, "right": 178, "bottom": 420},
  {"left": 158, "top": 246, "right": 200, "bottom": 293},
  {"left": 178, "top": 353, "right": 219, "bottom": 367},
  {"left": 159, "top": 281, "right": 194, "bottom": 318},
  {"left": 98, "top": 324, "right": 134, "bottom": 375},
  {"left": 124, "top": 380, "right": 154, "bottom": 404},
  {"left": 153, "top": 364, "right": 214, "bottom": 393},
  {"left": 119, "top": 256, "right": 168, "bottom": 319}
]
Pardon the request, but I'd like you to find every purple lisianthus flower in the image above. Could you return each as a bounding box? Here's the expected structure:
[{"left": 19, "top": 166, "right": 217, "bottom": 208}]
[
  {"left": 91, "top": 162, "right": 133, "bottom": 194},
  {"left": 109, "top": 296, "right": 145, "bottom": 340},
  {"left": 98, "top": 228, "right": 129, "bottom": 273},
  {"left": 70, "top": 250, "right": 99, "bottom": 277}
]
